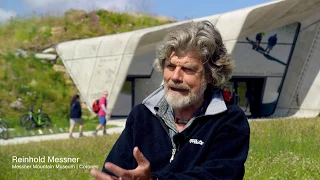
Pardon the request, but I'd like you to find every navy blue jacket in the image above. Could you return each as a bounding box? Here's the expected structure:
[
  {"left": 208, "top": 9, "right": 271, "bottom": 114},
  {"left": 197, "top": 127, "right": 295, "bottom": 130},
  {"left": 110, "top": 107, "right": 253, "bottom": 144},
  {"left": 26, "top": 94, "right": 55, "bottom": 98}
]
[
  {"left": 70, "top": 101, "right": 82, "bottom": 118},
  {"left": 268, "top": 35, "right": 277, "bottom": 46},
  {"left": 102, "top": 86, "right": 250, "bottom": 179}
]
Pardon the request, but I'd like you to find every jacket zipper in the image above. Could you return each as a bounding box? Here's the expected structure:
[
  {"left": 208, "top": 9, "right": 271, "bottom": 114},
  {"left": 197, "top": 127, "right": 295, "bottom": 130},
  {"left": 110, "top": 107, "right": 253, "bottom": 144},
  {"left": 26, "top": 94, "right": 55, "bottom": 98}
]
[
  {"left": 155, "top": 114, "right": 177, "bottom": 163},
  {"left": 169, "top": 148, "right": 176, "bottom": 162}
]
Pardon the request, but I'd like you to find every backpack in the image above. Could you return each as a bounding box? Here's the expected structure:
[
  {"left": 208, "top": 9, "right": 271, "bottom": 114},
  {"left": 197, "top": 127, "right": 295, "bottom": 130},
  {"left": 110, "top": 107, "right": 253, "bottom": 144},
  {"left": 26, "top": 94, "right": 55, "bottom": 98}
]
[{"left": 92, "top": 99, "right": 100, "bottom": 113}]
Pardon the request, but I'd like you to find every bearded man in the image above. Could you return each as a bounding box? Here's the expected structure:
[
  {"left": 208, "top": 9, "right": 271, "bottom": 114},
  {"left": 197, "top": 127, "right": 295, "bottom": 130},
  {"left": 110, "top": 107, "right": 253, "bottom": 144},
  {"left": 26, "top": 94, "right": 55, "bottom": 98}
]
[{"left": 91, "top": 20, "right": 250, "bottom": 180}]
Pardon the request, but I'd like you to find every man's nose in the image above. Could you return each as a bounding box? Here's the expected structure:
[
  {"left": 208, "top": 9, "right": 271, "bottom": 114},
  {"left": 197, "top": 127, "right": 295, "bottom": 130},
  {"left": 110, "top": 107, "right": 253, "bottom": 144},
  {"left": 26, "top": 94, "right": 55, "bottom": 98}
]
[{"left": 171, "top": 67, "right": 183, "bottom": 82}]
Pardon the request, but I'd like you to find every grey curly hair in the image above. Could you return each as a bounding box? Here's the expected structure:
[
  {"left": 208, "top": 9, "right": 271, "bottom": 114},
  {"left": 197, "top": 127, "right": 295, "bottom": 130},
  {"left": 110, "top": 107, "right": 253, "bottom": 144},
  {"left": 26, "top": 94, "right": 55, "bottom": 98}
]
[{"left": 153, "top": 20, "right": 235, "bottom": 88}]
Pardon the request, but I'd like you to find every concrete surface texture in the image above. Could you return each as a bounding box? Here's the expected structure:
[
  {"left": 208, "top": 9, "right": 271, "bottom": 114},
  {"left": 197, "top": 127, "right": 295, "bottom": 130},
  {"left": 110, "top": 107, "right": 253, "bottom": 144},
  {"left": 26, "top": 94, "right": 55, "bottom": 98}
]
[
  {"left": 0, "top": 119, "right": 126, "bottom": 146},
  {"left": 56, "top": 0, "right": 320, "bottom": 118},
  {"left": 275, "top": 13, "right": 320, "bottom": 117}
]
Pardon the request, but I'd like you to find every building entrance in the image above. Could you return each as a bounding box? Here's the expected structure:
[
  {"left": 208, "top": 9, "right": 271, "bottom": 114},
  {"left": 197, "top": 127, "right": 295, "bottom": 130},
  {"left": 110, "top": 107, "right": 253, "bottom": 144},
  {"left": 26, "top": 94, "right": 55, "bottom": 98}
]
[{"left": 228, "top": 77, "right": 265, "bottom": 118}]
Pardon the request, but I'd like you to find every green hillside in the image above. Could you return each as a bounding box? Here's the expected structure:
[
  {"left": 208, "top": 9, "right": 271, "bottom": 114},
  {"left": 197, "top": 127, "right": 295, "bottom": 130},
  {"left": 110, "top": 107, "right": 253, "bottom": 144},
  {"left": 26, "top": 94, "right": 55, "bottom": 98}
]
[{"left": 0, "top": 9, "right": 175, "bottom": 130}]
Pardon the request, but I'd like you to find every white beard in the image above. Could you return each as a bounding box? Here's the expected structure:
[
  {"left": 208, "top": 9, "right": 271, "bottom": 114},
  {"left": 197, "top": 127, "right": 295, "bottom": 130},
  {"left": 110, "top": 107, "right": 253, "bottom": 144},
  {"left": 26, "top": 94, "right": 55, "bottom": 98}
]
[{"left": 165, "top": 77, "right": 207, "bottom": 109}]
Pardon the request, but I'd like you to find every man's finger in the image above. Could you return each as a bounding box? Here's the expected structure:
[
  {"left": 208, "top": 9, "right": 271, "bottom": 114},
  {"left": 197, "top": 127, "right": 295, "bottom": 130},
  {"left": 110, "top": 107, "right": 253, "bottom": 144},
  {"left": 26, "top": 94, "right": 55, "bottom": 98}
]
[
  {"left": 111, "top": 176, "right": 120, "bottom": 180},
  {"left": 90, "top": 168, "right": 114, "bottom": 180},
  {"left": 105, "top": 162, "right": 129, "bottom": 178},
  {"left": 133, "top": 146, "right": 149, "bottom": 166}
]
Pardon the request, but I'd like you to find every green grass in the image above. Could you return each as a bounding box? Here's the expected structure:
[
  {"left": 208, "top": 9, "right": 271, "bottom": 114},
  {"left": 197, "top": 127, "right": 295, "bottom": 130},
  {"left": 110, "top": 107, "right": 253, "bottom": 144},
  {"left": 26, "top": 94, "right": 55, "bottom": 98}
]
[
  {"left": 245, "top": 117, "right": 320, "bottom": 179},
  {"left": 7, "top": 123, "right": 117, "bottom": 138},
  {"left": 1, "top": 118, "right": 319, "bottom": 179},
  {"left": 0, "top": 53, "right": 80, "bottom": 127},
  {"left": 0, "top": 10, "right": 174, "bottom": 132},
  {"left": 0, "top": 134, "right": 120, "bottom": 180},
  {"left": 0, "top": 52, "right": 116, "bottom": 137},
  {"left": 0, "top": 10, "right": 175, "bottom": 51}
]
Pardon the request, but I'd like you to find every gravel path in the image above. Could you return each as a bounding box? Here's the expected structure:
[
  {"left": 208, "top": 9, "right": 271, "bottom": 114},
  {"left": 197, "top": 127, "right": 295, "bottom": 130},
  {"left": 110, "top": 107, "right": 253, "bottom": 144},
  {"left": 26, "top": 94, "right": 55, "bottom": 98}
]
[{"left": 0, "top": 119, "right": 126, "bottom": 146}]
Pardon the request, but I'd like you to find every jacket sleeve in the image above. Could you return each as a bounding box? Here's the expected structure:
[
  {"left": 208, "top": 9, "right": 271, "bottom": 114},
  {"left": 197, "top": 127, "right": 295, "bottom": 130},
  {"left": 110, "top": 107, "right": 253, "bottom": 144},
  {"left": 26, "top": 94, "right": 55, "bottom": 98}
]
[
  {"left": 154, "top": 108, "right": 250, "bottom": 180},
  {"left": 101, "top": 110, "right": 136, "bottom": 175},
  {"left": 77, "top": 102, "right": 82, "bottom": 117}
]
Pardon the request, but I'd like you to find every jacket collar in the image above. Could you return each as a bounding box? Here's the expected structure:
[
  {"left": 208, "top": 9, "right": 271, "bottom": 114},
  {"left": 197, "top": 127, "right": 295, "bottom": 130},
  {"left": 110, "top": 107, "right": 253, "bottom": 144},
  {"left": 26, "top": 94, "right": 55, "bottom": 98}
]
[{"left": 142, "top": 85, "right": 227, "bottom": 116}]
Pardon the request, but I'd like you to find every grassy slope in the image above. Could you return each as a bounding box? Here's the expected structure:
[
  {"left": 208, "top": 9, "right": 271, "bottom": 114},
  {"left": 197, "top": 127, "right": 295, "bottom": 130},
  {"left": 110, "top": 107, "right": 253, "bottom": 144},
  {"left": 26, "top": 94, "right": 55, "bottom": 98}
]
[
  {"left": 0, "top": 10, "right": 174, "bottom": 129},
  {"left": 0, "top": 134, "right": 120, "bottom": 180},
  {"left": 0, "top": 118, "right": 319, "bottom": 179},
  {"left": 246, "top": 118, "right": 320, "bottom": 179}
]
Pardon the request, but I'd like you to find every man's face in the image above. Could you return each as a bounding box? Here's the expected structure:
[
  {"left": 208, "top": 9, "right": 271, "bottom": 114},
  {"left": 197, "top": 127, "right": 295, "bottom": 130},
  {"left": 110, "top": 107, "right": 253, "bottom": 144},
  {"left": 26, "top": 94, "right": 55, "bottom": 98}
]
[{"left": 163, "top": 51, "right": 208, "bottom": 109}]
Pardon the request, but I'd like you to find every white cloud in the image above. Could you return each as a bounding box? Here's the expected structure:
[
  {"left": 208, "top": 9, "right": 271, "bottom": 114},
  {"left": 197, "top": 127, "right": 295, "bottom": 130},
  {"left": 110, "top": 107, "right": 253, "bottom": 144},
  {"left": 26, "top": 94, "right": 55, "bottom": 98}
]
[
  {"left": 0, "top": 8, "right": 16, "bottom": 23},
  {"left": 23, "top": 0, "right": 154, "bottom": 15}
]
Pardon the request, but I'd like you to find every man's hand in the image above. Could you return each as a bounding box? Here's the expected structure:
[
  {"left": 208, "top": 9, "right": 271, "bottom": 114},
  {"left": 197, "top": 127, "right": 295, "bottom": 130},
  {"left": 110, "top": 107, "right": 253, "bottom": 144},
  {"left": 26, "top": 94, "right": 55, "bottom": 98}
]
[
  {"left": 91, "top": 147, "right": 152, "bottom": 180},
  {"left": 90, "top": 169, "right": 119, "bottom": 180}
]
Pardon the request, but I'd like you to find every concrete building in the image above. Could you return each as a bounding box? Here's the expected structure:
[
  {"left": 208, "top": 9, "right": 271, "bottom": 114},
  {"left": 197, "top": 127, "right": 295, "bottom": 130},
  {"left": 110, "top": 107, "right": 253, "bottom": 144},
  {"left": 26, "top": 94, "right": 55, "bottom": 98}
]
[{"left": 56, "top": 0, "right": 320, "bottom": 118}]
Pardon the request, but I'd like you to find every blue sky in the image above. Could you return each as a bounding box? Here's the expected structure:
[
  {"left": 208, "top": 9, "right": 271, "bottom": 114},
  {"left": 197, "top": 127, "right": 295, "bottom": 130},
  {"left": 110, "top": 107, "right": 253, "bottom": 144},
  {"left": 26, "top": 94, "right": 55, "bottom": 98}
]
[{"left": 0, "top": 0, "right": 272, "bottom": 22}]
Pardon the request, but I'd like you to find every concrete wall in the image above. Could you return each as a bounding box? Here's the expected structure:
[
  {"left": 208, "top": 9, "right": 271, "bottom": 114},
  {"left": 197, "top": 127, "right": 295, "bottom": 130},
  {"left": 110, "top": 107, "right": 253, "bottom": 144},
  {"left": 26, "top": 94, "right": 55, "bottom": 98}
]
[
  {"left": 56, "top": 33, "right": 135, "bottom": 116},
  {"left": 56, "top": 22, "right": 188, "bottom": 114},
  {"left": 134, "top": 71, "right": 163, "bottom": 107},
  {"left": 275, "top": 13, "right": 320, "bottom": 117},
  {"left": 56, "top": 0, "right": 320, "bottom": 117}
]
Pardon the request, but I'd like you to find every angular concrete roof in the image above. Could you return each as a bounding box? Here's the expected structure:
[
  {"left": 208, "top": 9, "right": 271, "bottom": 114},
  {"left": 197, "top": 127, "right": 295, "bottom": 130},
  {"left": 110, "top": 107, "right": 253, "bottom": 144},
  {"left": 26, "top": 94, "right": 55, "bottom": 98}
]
[{"left": 56, "top": 0, "right": 320, "bottom": 116}]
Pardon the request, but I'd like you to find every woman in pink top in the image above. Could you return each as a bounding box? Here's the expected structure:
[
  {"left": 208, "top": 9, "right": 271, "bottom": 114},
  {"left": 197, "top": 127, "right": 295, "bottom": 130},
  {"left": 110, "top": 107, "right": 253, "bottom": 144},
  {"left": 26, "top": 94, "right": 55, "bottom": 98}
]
[{"left": 93, "top": 91, "right": 108, "bottom": 135}]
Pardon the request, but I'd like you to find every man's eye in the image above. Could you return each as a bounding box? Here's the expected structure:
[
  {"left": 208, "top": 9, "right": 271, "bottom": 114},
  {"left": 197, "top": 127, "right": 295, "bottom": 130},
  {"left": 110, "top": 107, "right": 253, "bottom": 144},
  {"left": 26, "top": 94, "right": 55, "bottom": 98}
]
[
  {"left": 166, "top": 64, "right": 175, "bottom": 70},
  {"left": 182, "top": 67, "right": 194, "bottom": 73}
]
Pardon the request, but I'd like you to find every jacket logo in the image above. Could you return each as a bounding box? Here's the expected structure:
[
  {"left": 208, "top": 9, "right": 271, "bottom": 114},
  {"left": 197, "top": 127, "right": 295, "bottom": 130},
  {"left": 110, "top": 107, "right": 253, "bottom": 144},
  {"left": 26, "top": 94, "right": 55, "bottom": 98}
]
[{"left": 189, "top": 139, "right": 204, "bottom": 145}]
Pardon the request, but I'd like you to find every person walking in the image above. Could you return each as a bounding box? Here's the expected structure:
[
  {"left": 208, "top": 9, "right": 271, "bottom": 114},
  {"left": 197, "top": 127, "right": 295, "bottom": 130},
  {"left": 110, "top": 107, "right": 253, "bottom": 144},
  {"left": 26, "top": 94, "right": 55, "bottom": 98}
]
[
  {"left": 69, "top": 94, "right": 84, "bottom": 138},
  {"left": 265, "top": 34, "right": 278, "bottom": 55},
  {"left": 93, "top": 91, "right": 109, "bottom": 136},
  {"left": 253, "top": 32, "right": 265, "bottom": 50}
]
